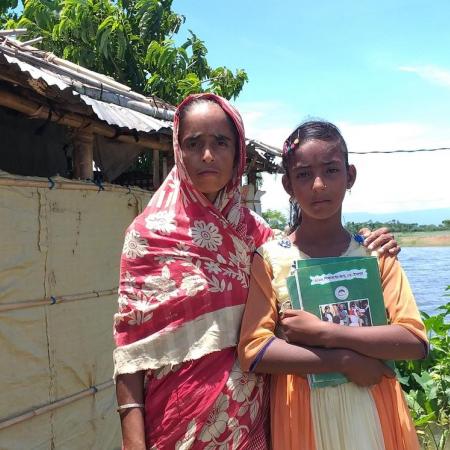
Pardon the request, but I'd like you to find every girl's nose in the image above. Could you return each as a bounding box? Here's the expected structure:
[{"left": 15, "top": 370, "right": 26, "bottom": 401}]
[
  {"left": 312, "top": 176, "right": 326, "bottom": 191},
  {"left": 202, "top": 148, "right": 214, "bottom": 163}
]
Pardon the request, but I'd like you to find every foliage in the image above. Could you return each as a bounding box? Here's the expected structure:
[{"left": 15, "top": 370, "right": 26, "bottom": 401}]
[
  {"left": 397, "top": 293, "right": 450, "bottom": 449},
  {"left": 0, "top": 0, "right": 18, "bottom": 20},
  {"left": 2, "top": 0, "right": 248, "bottom": 104},
  {"left": 262, "top": 209, "right": 287, "bottom": 230},
  {"left": 346, "top": 219, "right": 450, "bottom": 234}
]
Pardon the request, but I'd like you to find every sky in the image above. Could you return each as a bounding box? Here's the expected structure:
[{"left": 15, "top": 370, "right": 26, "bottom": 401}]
[{"left": 172, "top": 0, "right": 450, "bottom": 221}]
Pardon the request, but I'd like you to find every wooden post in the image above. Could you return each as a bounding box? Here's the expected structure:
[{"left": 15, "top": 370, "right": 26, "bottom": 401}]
[
  {"left": 73, "top": 131, "right": 94, "bottom": 179},
  {"left": 153, "top": 149, "right": 160, "bottom": 188},
  {"left": 162, "top": 156, "right": 168, "bottom": 180},
  {"left": 247, "top": 168, "right": 257, "bottom": 188}
]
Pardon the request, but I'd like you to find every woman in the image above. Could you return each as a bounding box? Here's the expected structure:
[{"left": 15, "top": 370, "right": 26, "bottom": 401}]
[{"left": 113, "top": 93, "right": 399, "bottom": 449}]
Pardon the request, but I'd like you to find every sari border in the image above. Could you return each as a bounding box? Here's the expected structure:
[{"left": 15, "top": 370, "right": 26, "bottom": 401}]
[{"left": 113, "top": 304, "right": 244, "bottom": 379}]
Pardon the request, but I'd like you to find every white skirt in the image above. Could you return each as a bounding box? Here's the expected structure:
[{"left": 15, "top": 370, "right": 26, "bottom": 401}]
[{"left": 310, "top": 383, "right": 385, "bottom": 450}]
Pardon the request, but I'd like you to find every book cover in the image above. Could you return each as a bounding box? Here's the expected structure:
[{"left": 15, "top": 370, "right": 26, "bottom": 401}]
[{"left": 286, "top": 256, "right": 393, "bottom": 388}]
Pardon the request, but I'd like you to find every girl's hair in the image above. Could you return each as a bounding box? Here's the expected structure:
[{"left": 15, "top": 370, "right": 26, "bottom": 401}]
[{"left": 282, "top": 120, "right": 349, "bottom": 232}]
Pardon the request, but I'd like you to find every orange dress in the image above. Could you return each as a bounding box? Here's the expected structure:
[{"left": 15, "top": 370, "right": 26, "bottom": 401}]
[{"left": 238, "top": 237, "right": 427, "bottom": 450}]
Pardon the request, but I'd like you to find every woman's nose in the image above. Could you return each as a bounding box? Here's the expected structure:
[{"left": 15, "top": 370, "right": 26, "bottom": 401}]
[{"left": 202, "top": 148, "right": 214, "bottom": 163}]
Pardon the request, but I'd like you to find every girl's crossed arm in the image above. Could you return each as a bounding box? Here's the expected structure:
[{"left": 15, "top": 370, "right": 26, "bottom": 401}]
[
  {"left": 238, "top": 253, "right": 394, "bottom": 387},
  {"left": 281, "top": 255, "right": 428, "bottom": 361}
]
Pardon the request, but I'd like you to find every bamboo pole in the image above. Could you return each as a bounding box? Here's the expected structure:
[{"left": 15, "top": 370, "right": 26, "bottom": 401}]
[
  {"left": 0, "top": 176, "right": 152, "bottom": 193},
  {"left": 0, "top": 288, "right": 118, "bottom": 313},
  {"left": 0, "top": 29, "right": 28, "bottom": 36},
  {"left": 0, "top": 88, "right": 172, "bottom": 151},
  {"left": 0, "top": 380, "right": 114, "bottom": 431},
  {"left": 72, "top": 131, "right": 94, "bottom": 179}
]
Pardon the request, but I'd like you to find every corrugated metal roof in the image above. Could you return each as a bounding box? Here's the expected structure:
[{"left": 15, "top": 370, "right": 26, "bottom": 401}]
[
  {"left": 79, "top": 95, "right": 172, "bottom": 133},
  {"left": 0, "top": 49, "right": 173, "bottom": 134}
]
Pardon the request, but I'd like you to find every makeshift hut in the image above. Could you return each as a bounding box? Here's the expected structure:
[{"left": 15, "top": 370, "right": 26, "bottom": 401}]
[{"left": 0, "top": 30, "right": 281, "bottom": 450}]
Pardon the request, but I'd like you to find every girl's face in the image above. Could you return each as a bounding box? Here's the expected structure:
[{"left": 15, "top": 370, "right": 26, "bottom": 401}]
[
  {"left": 282, "top": 139, "right": 356, "bottom": 222},
  {"left": 179, "top": 102, "right": 237, "bottom": 202}
]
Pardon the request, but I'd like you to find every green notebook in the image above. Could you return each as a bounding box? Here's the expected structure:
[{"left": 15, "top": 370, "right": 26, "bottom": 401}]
[{"left": 286, "top": 256, "right": 393, "bottom": 388}]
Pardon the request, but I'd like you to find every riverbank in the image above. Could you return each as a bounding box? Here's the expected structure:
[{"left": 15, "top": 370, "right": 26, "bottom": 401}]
[{"left": 396, "top": 230, "right": 450, "bottom": 247}]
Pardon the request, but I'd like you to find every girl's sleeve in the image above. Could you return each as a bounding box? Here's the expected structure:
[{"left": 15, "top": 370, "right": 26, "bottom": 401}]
[
  {"left": 379, "top": 254, "right": 428, "bottom": 350},
  {"left": 238, "top": 252, "right": 279, "bottom": 372}
]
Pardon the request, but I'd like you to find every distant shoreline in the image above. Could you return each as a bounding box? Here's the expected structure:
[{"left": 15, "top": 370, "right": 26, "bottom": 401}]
[{"left": 396, "top": 231, "right": 450, "bottom": 247}]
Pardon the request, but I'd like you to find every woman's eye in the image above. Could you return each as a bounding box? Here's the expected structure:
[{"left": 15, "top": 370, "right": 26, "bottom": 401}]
[
  {"left": 327, "top": 167, "right": 339, "bottom": 174},
  {"left": 296, "top": 171, "right": 310, "bottom": 179},
  {"left": 217, "top": 138, "right": 227, "bottom": 147},
  {"left": 186, "top": 140, "right": 197, "bottom": 150}
]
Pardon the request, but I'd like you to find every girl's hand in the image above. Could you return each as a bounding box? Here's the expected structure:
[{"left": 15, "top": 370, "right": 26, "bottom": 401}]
[
  {"left": 281, "top": 309, "right": 331, "bottom": 346},
  {"left": 339, "top": 350, "right": 395, "bottom": 387},
  {"left": 359, "top": 227, "right": 400, "bottom": 256}
]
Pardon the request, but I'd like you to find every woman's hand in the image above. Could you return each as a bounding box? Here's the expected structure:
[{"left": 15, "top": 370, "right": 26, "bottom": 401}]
[
  {"left": 359, "top": 227, "right": 400, "bottom": 256},
  {"left": 281, "top": 309, "right": 331, "bottom": 346},
  {"left": 339, "top": 349, "right": 395, "bottom": 387}
]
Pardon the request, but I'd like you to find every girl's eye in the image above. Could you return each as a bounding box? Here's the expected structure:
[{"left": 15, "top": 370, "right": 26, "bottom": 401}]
[{"left": 217, "top": 138, "right": 228, "bottom": 147}]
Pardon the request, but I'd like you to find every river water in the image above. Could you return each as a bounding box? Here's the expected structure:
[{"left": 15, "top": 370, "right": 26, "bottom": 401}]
[{"left": 398, "top": 246, "right": 450, "bottom": 316}]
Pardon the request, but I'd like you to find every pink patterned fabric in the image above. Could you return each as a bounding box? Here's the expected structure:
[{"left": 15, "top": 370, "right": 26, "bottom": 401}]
[{"left": 113, "top": 93, "right": 273, "bottom": 449}]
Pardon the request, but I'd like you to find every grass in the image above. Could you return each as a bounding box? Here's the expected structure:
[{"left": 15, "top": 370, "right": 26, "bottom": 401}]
[{"left": 396, "top": 231, "right": 450, "bottom": 247}]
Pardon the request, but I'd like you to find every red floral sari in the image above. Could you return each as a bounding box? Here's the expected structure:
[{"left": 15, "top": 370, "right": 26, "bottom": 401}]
[{"left": 113, "top": 93, "right": 273, "bottom": 449}]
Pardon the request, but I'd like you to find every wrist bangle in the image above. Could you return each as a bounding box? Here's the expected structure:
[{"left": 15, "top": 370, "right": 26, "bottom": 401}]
[{"left": 117, "top": 403, "right": 145, "bottom": 413}]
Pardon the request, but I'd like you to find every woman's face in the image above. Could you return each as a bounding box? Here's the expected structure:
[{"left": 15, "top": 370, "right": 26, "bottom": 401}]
[{"left": 179, "top": 101, "right": 237, "bottom": 202}]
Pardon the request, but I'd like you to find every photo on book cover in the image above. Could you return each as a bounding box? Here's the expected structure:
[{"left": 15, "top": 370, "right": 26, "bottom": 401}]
[{"left": 319, "top": 299, "right": 373, "bottom": 327}]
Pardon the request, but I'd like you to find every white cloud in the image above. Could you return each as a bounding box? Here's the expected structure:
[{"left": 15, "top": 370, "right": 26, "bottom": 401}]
[
  {"left": 399, "top": 65, "right": 450, "bottom": 88},
  {"left": 235, "top": 102, "right": 450, "bottom": 215}
]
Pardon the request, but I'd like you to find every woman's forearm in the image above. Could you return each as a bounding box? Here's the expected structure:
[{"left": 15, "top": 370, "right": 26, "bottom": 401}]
[
  {"left": 322, "top": 324, "right": 426, "bottom": 360},
  {"left": 116, "top": 372, "right": 146, "bottom": 450}
]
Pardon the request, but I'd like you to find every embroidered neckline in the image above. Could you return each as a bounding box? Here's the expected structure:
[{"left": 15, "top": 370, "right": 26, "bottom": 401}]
[{"left": 278, "top": 238, "right": 292, "bottom": 248}]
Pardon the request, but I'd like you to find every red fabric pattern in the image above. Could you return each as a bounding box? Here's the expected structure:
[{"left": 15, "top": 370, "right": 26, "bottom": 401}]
[{"left": 114, "top": 93, "right": 273, "bottom": 449}]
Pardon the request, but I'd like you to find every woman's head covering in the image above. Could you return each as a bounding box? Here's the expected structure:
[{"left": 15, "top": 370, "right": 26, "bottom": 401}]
[
  {"left": 173, "top": 93, "right": 247, "bottom": 215},
  {"left": 113, "top": 93, "right": 272, "bottom": 377}
]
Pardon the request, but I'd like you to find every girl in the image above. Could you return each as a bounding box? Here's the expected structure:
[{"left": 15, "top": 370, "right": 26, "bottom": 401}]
[{"left": 238, "top": 121, "right": 427, "bottom": 450}]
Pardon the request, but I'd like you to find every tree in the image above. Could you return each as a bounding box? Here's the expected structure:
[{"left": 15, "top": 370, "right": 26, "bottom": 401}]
[
  {"left": 262, "top": 209, "right": 287, "bottom": 230},
  {"left": 2, "top": 0, "right": 248, "bottom": 104}
]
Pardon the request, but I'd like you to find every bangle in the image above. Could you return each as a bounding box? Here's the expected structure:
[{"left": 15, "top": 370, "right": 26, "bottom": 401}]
[{"left": 117, "top": 403, "right": 145, "bottom": 413}]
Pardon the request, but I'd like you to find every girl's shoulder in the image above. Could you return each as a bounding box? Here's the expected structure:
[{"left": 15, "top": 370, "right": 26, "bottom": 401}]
[{"left": 257, "top": 236, "right": 299, "bottom": 270}]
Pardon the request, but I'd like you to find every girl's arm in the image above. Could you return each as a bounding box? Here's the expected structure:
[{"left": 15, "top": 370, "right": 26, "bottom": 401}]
[
  {"left": 282, "top": 255, "right": 428, "bottom": 361},
  {"left": 257, "top": 337, "right": 394, "bottom": 386},
  {"left": 116, "top": 372, "right": 146, "bottom": 450},
  {"left": 238, "top": 253, "right": 394, "bottom": 386}
]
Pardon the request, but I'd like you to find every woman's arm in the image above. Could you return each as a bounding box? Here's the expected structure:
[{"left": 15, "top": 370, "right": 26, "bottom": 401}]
[{"left": 116, "top": 372, "right": 146, "bottom": 450}]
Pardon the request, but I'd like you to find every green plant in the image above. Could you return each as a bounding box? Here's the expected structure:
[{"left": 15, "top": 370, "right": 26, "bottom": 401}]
[
  {"left": 262, "top": 209, "right": 287, "bottom": 231},
  {"left": 2, "top": 0, "right": 248, "bottom": 103},
  {"left": 397, "top": 290, "right": 450, "bottom": 449}
]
